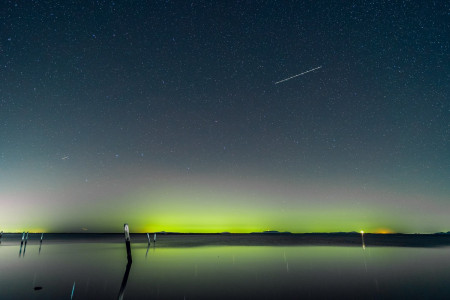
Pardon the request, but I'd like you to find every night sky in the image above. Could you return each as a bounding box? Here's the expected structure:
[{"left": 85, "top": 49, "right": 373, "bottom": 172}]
[{"left": 1, "top": 1, "right": 449, "bottom": 233}]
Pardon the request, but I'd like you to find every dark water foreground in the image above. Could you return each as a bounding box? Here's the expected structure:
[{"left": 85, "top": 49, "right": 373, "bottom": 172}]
[{"left": 1, "top": 234, "right": 450, "bottom": 299}]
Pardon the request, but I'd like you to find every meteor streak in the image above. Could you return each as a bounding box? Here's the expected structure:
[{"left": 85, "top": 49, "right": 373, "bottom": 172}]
[{"left": 275, "top": 66, "right": 322, "bottom": 84}]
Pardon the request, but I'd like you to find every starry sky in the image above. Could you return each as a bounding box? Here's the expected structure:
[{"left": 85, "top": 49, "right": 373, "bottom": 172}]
[{"left": 1, "top": 1, "right": 449, "bottom": 233}]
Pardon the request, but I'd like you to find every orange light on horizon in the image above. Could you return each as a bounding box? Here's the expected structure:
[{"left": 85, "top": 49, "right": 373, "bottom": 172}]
[{"left": 374, "top": 228, "right": 394, "bottom": 234}]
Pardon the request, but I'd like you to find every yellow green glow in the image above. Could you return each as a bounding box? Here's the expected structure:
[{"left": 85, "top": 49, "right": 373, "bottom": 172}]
[
  {"left": 1, "top": 174, "right": 448, "bottom": 233},
  {"left": 59, "top": 181, "right": 405, "bottom": 233}
]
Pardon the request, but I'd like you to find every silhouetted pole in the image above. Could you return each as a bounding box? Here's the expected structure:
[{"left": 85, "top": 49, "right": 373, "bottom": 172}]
[
  {"left": 124, "top": 224, "right": 132, "bottom": 262},
  {"left": 0, "top": 230, "right": 3, "bottom": 244},
  {"left": 39, "top": 233, "right": 44, "bottom": 253},
  {"left": 23, "top": 231, "right": 29, "bottom": 256},
  {"left": 119, "top": 224, "right": 133, "bottom": 299},
  {"left": 19, "top": 232, "right": 25, "bottom": 256}
]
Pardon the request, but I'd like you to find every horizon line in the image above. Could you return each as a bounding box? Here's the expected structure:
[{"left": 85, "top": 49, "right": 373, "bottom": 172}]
[{"left": 2, "top": 231, "right": 450, "bottom": 235}]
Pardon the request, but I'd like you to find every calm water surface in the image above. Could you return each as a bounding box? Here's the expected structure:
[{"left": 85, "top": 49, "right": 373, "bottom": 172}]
[{"left": 1, "top": 235, "right": 450, "bottom": 299}]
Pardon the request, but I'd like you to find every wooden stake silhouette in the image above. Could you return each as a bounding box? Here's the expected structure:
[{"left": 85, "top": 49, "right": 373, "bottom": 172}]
[
  {"left": 19, "top": 232, "right": 25, "bottom": 256},
  {"left": 22, "top": 231, "right": 30, "bottom": 256},
  {"left": 124, "top": 224, "right": 132, "bottom": 262},
  {"left": 39, "top": 233, "right": 44, "bottom": 253}
]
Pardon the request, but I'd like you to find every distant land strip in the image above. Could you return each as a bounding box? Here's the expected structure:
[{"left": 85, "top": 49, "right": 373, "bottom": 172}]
[{"left": 1, "top": 232, "right": 450, "bottom": 248}]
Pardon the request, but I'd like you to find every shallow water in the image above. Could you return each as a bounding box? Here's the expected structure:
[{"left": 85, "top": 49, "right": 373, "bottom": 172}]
[{"left": 1, "top": 235, "right": 450, "bottom": 299}]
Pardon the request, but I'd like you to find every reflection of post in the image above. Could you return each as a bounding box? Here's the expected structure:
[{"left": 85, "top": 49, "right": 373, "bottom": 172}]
[
  {"left": 118, "top": 261, "right": 132, "bottom": 300},
  {"left": 145, "top": 244, "right": 150, "bottom": 258},
  {"left": 124, "top": 224, "right": 132, "bottom": 262},
  {"left": 71, "top": 281, "right": 76, "bottom": 299}
]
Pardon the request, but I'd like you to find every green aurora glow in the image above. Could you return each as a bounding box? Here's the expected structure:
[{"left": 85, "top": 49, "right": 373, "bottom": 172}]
[{"left": 1, "top": 169, "right": 448, "bottom": 233}]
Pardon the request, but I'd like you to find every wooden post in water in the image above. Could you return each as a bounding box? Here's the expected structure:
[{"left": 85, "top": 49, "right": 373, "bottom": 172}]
[
  {"left": 23, "top": 231, "right": 29, "bottom": 256},
  {"left": 19, "top": 232, "right": 25, "bottom": 256},
  {"left": 153, "top": 233, "right": 156, "bottom": 244},
  {"left": 119, "top": 224, "right": 133, "bottom": 299},
  {"left": 39, "top": 233, "right": 44, "bottom": 253},
  {"left": 146, "top": 233, "right": 151, "bottom": 245},
  {"left": 124, "top": 224, "right": 132, "bottom": 262},
  {"left": 0, "top": 230, "right": 3, "bottom": 244}
]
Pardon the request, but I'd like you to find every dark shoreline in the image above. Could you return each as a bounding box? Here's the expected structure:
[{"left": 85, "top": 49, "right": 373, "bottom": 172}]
[{"left": 2, "top": 232, "right": 450, "bottom": 248}]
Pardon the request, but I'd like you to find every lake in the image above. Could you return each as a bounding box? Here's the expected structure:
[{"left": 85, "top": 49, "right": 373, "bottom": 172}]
[{"left": 1, "top": 233, "right": 450, "bottom": 299}]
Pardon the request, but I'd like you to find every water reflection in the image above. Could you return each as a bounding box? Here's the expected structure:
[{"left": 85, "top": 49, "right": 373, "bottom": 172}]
[
  {"left": 1, "top": 238, "right": 450, "bottom": 299},
  {"left": 118, "top": 261, "right": 132, "bottom": 300},
  {"left": 360, "top": 231, "right": 366, "bottom": 250},
  {"left": 145, "top": 244, "right": 150, "bottom": 258}
]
